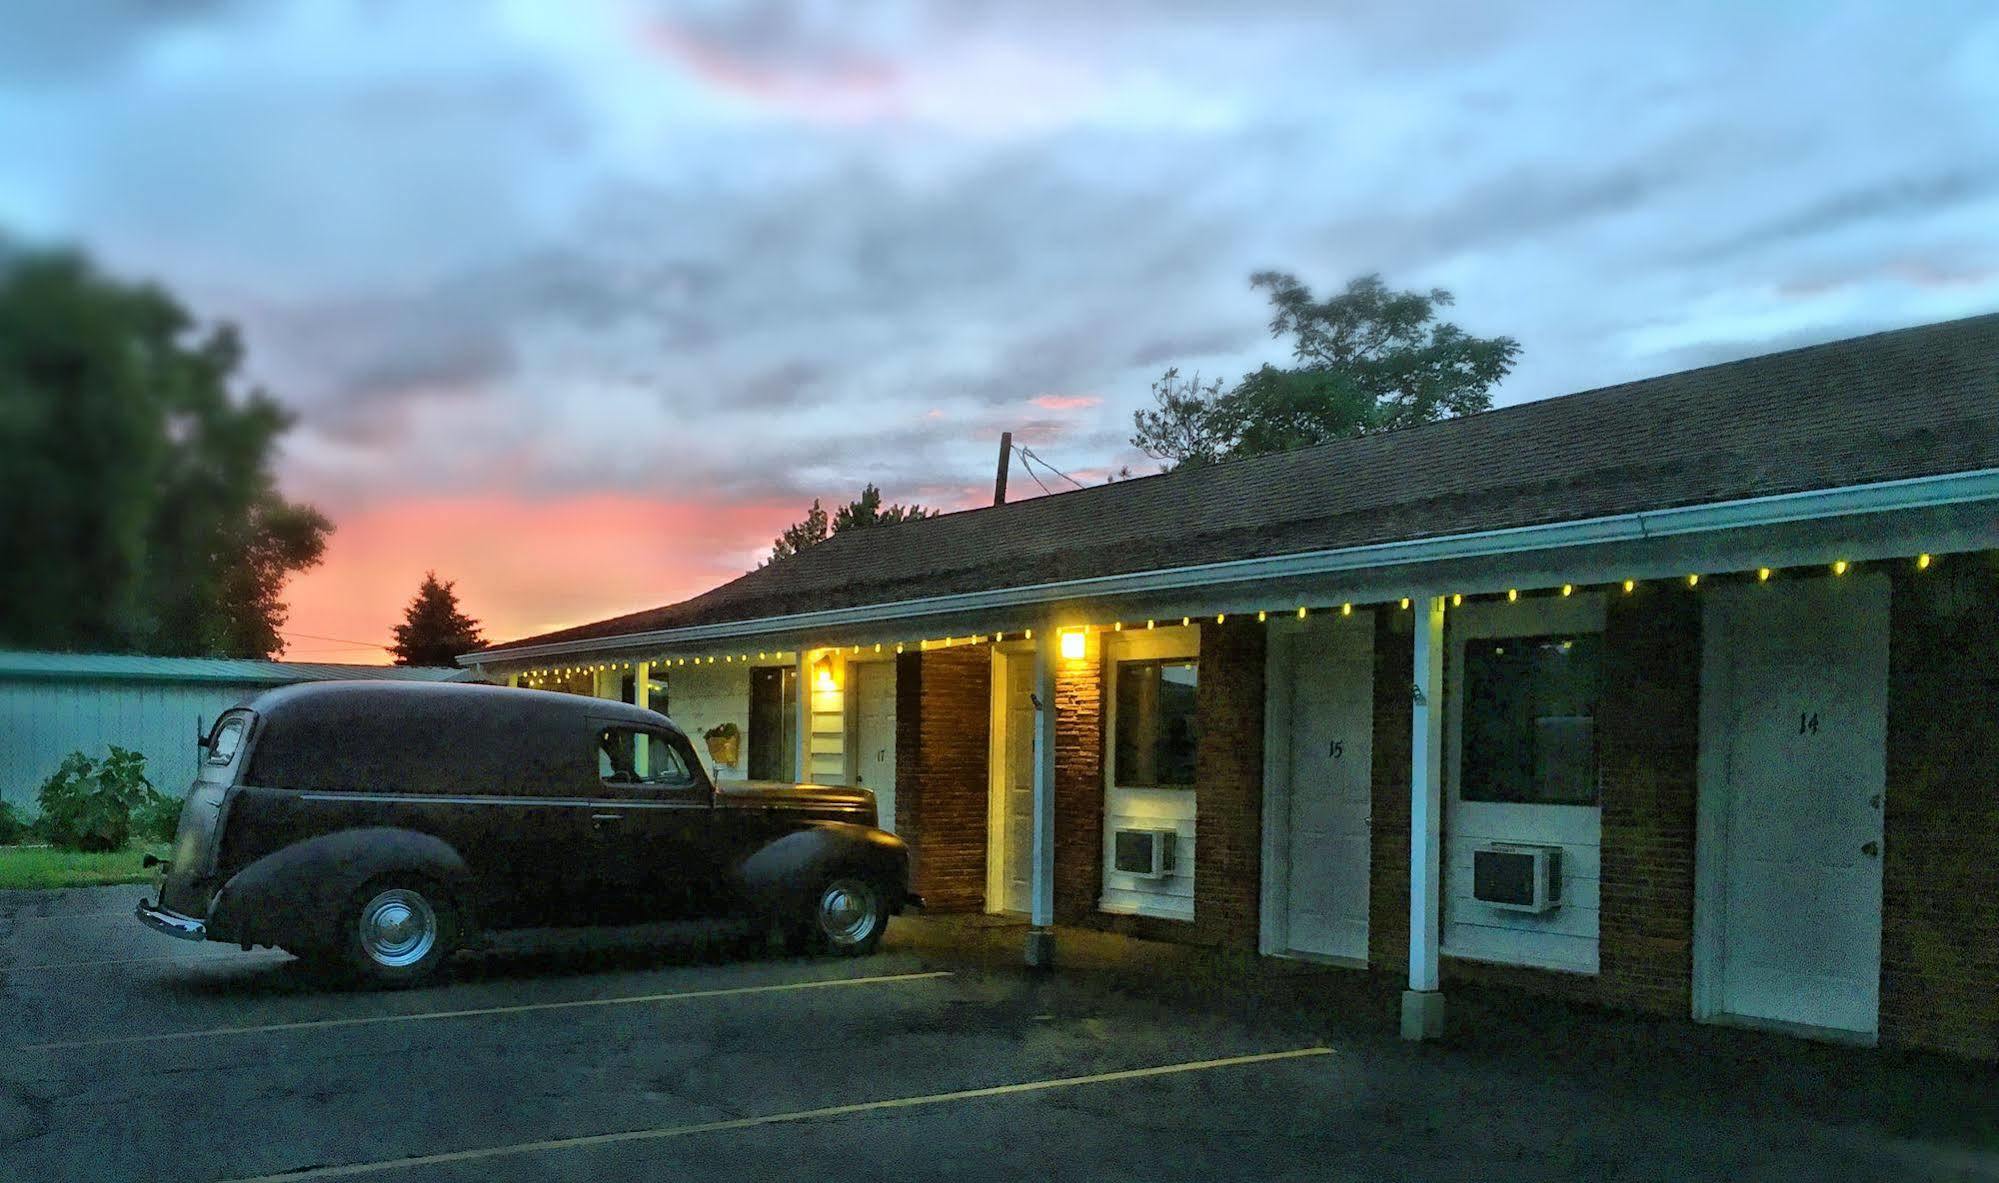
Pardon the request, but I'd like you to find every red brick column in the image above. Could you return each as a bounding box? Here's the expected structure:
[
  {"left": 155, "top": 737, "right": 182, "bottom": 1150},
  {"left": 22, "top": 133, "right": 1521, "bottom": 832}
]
[
  {"left": 1194, "top": 618, "right": 1266, "bottom": 951},
  {"left": 894, "top": 647, "right": 991, "bottom": 912},
  {"left": 1054, "top": 638, "right": 1105, "bottom": 924},
  {"left": 1882, "top": 557, "right": 1999, "bottom": 1059},
  {"left": 1596, "top": 584, "right": 1702, "bottom": 1016},
  {"left": 1369, "top": 613, "right": 1414, "bottom": 971}
]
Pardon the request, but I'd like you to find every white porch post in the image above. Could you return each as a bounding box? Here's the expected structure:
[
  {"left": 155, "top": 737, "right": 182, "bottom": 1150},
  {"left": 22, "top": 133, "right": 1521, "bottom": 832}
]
[
  {"left": 633, "top": 661, "right": 651, "bottom": 777},
  {"left": 505, "top": 672, "right": 519, "bottom": 688},
  {"left": 1403, "top": 595, "right": 1447, "bottom": 1040},
  {"left": 1025, "top": 629, "right": 1058, "bottom": 967},
  {"left": 794, "top": 650, "right": 812, "bottom": 784}
]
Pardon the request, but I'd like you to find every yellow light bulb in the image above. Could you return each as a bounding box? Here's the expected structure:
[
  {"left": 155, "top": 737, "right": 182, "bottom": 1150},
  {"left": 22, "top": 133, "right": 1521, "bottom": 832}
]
[
  {"left": 1257, "top": 611, "right": 1266, "bottom": 622},
  {"left": 1059, "top": 631, "right": 1086, "bottom": 660},
  {"left": 1832, "top": 559, "right": 1848, "bottom": 576},
  {"left": 1341, "top": 602, "right": 1353, "bottom": 616},
  {"left": 1561, "top": 584, "right": 1574, "bottom": 597},
  {"left": 1451, "top": 594, "right": 1463, "bottom": 607},
  {"left": 1687, "top": 574, "right": 1700, "bottom": 587},
  {"left": 1399, "top": 598, "right": 1411, "bottom": 610},
  {"left": 1917, "top": 553, "right": 1932, "bottom": 570},
  {"left": 1024, "top": 629, "right": 1032, "bottom": 640},
  {"left": 1148, "top": 619, "right": 1157, "bottom": 629},
  {"left": 1507, "top": 588, "right": 1519, "bottom": 602},
  {"left": 1215, "top": 614, "right": 1226, "bottom": 624},
  {"left": 1757, "top": 568, "right": 1771, "bottom": 582},
  {"left": 1297, "top": 606, "right": 1307, "bottom": 619},
  {"left": 1182, "top": 616, "right": 1190, "bottom": 627},
  {"left": 1114, "top": 621, "right": 1123, "bottom": 631},
  {"left": 1622, "top": 579, "right": 1635, "bottom": 593}
]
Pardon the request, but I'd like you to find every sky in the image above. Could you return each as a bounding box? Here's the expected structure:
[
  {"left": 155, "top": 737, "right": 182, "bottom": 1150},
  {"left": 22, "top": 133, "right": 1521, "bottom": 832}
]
[{"left": 3, "top": 1, "right": 1996, "bottom": 659}]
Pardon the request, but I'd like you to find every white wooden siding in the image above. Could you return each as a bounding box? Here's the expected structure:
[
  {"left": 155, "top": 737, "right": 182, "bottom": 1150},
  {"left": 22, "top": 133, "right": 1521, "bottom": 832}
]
[{"left": 657, "top": 663, "right": 754, "bottom": 782}]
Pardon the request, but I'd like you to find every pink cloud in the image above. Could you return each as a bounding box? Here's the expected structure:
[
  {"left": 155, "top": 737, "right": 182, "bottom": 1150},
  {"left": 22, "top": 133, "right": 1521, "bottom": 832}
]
[
  {"left": 281, "top": 494, "right": 799, "bottom": 659},
  {"left": 1031, "top": 394, "right": 1101, "bottom": 411}
]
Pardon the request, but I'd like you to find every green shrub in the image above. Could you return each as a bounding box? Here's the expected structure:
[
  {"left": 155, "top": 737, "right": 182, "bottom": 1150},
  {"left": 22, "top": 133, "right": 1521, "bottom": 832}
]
[
  {"left": 133, "top": 788, "right": 184, "bottom": 845},
  {"left": 0, "top": 800, "right": 28, "bottom": 846},
  {"left": 35, "top": 747, "right": 155, "bottom": 852}
]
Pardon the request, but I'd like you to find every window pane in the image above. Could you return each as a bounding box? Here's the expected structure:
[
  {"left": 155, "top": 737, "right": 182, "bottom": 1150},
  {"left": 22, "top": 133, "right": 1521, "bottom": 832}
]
[
  {"left": 1114, "top": 660, "right": 1199, "bottom": 788},
  {"left": 599, "top": 729, "right": 694, "bottom": 787},
  {"left": 1461, "top": 635, "right": 1599, "bottom": 805}
]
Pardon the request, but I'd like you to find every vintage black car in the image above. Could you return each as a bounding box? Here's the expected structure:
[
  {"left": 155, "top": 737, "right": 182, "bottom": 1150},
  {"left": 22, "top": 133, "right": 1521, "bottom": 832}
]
[{"left": 137, "top": 681, "right": 916, "bottom": 985}]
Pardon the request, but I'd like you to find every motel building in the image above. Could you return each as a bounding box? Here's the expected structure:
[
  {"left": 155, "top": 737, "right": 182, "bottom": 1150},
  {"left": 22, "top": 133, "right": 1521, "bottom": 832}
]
[{"left": 462, "top": 314, "right": 1999, "bottom": 1060}]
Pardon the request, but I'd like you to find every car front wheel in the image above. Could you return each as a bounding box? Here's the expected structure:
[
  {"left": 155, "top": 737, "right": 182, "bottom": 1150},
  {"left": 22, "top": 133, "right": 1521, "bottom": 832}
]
[{"left": 338, "top": 877, "right": 458, "bottom": 987}]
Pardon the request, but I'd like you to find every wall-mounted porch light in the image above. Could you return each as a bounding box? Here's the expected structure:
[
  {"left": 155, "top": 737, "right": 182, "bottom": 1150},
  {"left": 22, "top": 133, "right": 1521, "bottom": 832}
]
[
  {"left": 812, "top": 654, "right": 838, "bottom": 692},
  {"left": 1059, "top": 630, "right": 1087, "bottom": 661}
]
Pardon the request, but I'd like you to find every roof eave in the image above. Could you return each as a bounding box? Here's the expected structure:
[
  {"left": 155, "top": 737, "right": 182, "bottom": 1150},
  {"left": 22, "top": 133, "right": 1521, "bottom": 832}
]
[{"left": 462, "top": 466, "right": 1999, "bottom": 667}]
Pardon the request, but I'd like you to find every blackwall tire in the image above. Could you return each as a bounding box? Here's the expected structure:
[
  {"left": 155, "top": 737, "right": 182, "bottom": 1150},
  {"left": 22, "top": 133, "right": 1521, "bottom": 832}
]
[
  {"left": 338, "top": 877, "right": 458, "bottom": 988},
  {"left": 810, "top": 875, "right": 888, "bottom": 956}
]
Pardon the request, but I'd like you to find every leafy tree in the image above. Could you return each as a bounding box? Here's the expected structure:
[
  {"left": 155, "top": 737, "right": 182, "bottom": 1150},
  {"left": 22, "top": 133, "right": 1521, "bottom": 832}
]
[
  {"left": 389, "top": 571, "right": 485, "bottom": 666},
  {"left": 0, "top": 248, "right": 331, "bottom": 656},
  {"left": 1132, "top": 272, "right": 1520, "bottom": 467},
  {"left": 767, "top": 484, "right": 936, "bottom": 563}
]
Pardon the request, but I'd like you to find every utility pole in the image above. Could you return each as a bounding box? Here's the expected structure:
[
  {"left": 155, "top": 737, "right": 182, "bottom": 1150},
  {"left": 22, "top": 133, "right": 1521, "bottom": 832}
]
[{"left": 993, "top": 431, "right": 1012, "bottom": 506}]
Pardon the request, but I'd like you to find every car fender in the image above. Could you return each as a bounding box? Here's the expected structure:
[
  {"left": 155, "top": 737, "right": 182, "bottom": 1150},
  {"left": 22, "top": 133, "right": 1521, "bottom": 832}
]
[
  {"left": 208, "top": 827, "right": 475, "bottom": 950},
  {"left": 735, "top": 823, "right": 911, "bottom": 915}
]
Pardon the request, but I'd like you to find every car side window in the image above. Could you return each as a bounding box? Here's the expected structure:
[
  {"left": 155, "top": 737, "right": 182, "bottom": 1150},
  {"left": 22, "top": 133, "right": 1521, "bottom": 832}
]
[
  {"left": 206, "top": 717, "right": 247, "bottom": 766},
  {"left": 598, "top": 728, "right": 695, "bottom": 788}
]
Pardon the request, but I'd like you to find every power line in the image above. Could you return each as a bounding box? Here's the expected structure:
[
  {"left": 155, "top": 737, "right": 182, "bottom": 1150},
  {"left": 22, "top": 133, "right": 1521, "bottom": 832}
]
[
  {"left": 1011, "top": 445, "right": 1053, "bottom": 496},
  {"left": 282, "top": 630, "right": 392, "bottom": 650},
  {"left": 1013, "top": 444, "right": 1086, "bottom": 491}
]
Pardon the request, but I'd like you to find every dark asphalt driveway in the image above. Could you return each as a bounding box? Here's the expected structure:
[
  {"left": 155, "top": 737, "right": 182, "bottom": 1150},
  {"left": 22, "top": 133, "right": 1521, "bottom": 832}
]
[{"left": 2, "top": 885, "right": 1994, "bottom": 1182}]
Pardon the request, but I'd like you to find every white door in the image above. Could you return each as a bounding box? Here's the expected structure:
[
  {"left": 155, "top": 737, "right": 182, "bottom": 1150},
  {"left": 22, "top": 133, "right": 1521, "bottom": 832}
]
[
  {"left": 999, "top": 656, "right": 1036, "bottom": 913},
  {"left": 1709, "top": 576, "right": 1887, "bottom": 1036},
  {"left": 1282, "top": 619, "right": 1374, "bottom": 961},
  {"left": 853, "top": 662, "right": 897, "bottom": 833}
]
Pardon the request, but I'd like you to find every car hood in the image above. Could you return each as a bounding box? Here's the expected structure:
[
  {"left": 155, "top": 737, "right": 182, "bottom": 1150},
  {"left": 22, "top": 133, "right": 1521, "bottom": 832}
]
[{"left": 716, "top": 781, "right": 877, "bottom": 825}]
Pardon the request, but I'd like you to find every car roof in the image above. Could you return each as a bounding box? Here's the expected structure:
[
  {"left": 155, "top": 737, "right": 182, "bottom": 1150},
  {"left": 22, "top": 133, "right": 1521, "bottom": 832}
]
[{"left": 241, "top": 680, "right": 677, "bottom": 734}]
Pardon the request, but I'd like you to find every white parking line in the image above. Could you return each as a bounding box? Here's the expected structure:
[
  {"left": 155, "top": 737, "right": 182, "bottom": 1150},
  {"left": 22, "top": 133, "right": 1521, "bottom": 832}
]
[
  {"left": 219, "top": 1046, "right": 1337, "bottom": 1182},
  {"left": 21, "top": 969, "right": 954, "bottom": 1052}
]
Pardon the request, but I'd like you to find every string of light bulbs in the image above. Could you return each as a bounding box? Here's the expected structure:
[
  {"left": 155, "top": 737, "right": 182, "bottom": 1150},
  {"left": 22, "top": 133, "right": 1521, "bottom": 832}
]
[{"left": 510, "top": 552, "right": 1941, "bottom": 686}]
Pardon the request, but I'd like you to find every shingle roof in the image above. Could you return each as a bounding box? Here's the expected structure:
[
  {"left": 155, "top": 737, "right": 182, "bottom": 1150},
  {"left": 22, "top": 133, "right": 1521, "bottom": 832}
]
[
  {"left": 0, "top": 651, "right": 477, "bottom": 686},
  {"left": 486, "top": 312, "right": 1999, "bottom": 654}
]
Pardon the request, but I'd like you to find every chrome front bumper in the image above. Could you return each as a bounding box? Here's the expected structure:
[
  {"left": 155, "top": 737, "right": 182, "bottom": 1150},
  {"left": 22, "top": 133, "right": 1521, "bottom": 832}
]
[{"left": 136, "top": 898, "right": 208, "bottom": 942}]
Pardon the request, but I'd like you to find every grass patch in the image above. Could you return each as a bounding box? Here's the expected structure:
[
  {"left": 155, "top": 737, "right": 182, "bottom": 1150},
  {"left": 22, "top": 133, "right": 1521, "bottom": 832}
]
[{"left": 0, "top": 840, "right": 169, "bottom": 890}]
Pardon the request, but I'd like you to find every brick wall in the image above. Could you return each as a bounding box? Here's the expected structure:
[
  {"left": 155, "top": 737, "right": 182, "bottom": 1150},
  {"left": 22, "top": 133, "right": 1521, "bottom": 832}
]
[
  {"left": 1881, "top": 556, "right": 1999, "bottom": 1060},
  {"left": 1368, "top": 612, "right": 1414, "bottom": 971},
  {"left": 1193, "top": 619, "right": 1266, "bottom": 951},
  {"left": 1593, "top": 584, "right": 1703, "bottom": 1014},
  {"left": 1054, "top": 640, "right": 1105, "bottom": 923},
  {"left": 894, "top": 647, "right": 991, "bottom": 912}
]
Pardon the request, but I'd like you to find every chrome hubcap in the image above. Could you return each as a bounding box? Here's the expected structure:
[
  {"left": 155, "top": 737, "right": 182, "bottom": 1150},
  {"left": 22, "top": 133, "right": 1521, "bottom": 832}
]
[
  {"left": 817, "top": 878, "right": 880, "bottom": 947},
  {"left": 358, "top": 888, "right": 437, "bottom": 967}
]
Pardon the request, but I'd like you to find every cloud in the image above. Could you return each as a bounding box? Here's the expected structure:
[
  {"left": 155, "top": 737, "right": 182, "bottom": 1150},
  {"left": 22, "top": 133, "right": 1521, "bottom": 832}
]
[
  {"left": 6, "top": 0, "right": 1998, "bottom": 649},
  {"left": 1031, "top": 394, "right": 1101, "bottom": 411}
]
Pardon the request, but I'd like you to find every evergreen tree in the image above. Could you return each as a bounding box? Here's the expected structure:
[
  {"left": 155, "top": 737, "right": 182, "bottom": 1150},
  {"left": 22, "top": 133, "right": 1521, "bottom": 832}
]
[{"left": 389, "top": 572, "right": 485, "bottom": 666}]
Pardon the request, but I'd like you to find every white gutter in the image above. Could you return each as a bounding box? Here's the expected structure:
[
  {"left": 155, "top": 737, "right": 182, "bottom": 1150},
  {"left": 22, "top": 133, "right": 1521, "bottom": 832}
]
[{"left": 464, "top": 467, "right": 1999, "bottom": 666}]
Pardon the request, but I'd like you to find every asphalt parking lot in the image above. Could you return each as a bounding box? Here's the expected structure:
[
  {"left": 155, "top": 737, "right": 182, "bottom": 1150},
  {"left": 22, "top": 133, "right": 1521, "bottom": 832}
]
[{"left": 3, "top": 886, "right": 1996, "bottom": 1183}]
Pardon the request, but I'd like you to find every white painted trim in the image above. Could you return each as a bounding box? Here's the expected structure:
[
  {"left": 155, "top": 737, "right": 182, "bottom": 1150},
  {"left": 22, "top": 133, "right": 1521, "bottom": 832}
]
[
  {"left": 1410, "top": 597, "right": 1446, "bottom": 993},
  {"left": 466, "top": 469, "right": 1999, "bottom": 664}
]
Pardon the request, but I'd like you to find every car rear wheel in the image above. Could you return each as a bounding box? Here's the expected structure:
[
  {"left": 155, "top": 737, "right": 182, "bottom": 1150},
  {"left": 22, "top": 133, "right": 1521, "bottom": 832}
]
[
  {"left": 339, "top": 877, "right": 458, "bottom": 987},
  {"left": 809, "top": 875, "right": 888, "bottom": 956}
]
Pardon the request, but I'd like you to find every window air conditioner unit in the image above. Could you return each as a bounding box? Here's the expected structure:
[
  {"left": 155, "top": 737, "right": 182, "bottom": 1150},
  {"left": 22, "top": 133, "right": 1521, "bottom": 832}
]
[
  {"left": 1471, "top": 844, "right": 1562, "bottom": 913},
  {"left": 1113, "top": 829, "right": 1178, "bottom": 879}
]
